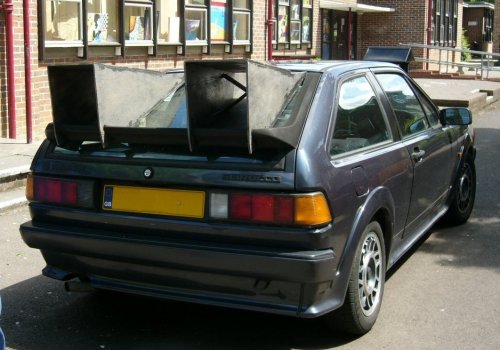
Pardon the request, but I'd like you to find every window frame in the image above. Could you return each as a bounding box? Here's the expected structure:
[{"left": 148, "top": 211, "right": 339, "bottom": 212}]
[
  {"left": 40, "top": 0, "right": 85, "bottom": 57},
  {"left": 431, "top": 0, "right": 458, "bottom": 47},
  {"left": 273, "top": 0, "right": 313, "bottom": 50}
]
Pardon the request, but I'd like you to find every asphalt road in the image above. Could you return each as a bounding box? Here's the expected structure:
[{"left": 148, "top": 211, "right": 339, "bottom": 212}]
[{"left": 1, "top": 105, "right": 499, "bottom": 350}]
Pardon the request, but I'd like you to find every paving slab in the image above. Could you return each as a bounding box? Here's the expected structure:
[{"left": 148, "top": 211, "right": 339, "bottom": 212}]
[{"left": 415, "top": 78, "right": 500, "bottom": 115}]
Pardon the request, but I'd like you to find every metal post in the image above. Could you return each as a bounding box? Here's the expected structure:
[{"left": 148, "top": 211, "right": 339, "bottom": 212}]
[
  {"left": 480, "top": 54, "right": 484, "bottom": 80},
  {"left": 446, "top": 49, "right": 449, "bottom": 73}
]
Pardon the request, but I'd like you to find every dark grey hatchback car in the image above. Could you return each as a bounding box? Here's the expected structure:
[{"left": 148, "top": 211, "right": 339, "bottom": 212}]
[{"left": 20, "top": 59, "right": 476, "bottom": 334}]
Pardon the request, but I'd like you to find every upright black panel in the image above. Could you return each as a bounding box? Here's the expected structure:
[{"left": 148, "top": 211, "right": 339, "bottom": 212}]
[
  {"left": 363, "top": 47, "right": 414, "bottom": 72},
  {"left": 48, "top": 64, "right": 184, "bottom": 147},
  {"left": 185, "top": 59, "right": 305, "bottom": 153}
]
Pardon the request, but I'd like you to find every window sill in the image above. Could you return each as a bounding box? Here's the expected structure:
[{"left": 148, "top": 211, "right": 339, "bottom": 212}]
[
  {"left": 45, "top": 41, "right": 83, "bottom": 48},
  {"left": 186, "top": 40, "right": 208, "bottom": 46},
  {"left": 157, "top": 42, "right": 183, "bottom": 46},
  {"left": 125, "top": 40, "right": 154, "bottom": 47},
  {"left": 233, "top": 40, "right": 251, "bottom": 46},
  {"left": 88, "top": 42, "right": 121, "bottom": 47}
]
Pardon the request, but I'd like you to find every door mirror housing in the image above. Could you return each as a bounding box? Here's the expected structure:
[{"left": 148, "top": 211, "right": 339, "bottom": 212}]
[{"left": 440, "top": 107, "right": 472, "bottom": 126}]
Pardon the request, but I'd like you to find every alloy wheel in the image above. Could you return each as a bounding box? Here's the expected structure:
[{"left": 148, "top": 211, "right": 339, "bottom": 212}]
[{"left": 358, "top": 232, "right": 383, "bottom": 317}]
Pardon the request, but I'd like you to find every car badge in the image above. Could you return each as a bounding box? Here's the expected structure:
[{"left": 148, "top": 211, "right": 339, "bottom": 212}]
[{"left": 143, "top": 167, "right": 154, "bottom": 179}]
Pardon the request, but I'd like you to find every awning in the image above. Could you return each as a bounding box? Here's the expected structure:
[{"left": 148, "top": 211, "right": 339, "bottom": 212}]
[{"left": 320, "top": 0, "right": 395, "bottom": 13}]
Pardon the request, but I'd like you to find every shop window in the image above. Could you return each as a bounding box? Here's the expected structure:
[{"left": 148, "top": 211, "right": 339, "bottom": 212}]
[
  {"left": 39, "top": 0, "right": 253, "bottom": 58},
  {"left": 274, "top": 0, "right": 312, "bottom": 47},
  {"left": 302, "top": 0, "right": 311, "bottom": 43},
  {"left": 44, "top": 0, "right": 83, "bottom": 45},
  {"left": 185, "top": 0, "right": 208, "bottom": 45},
  {"left": 185, "top": 7, "right": 208, "bottom": 43},
  {"left": 210, "top": 1, "right": 228, "bottom": 42},
  {"left": 233, "top": 0, "right": 251, "bottom": 44},
  {"left": 124, "top": 1, "right": 154, "bottom": 44},
  {"left": 158, "top": 0, "right": 180, "bottom": 43},
  {"left": 87, "top": 0, "right": 119, "bottom": 44}
]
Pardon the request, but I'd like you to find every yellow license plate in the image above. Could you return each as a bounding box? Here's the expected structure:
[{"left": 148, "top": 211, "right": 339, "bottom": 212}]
[{"left": 102, "top": 185, "right": 205, "bottom": 218}]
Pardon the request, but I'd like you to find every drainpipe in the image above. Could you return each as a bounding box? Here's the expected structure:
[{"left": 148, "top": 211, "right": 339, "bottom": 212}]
[
  {"left": 1, "top": 0, "right": 16, "bottom": 139},
  {"left": 267, "top": 0, "right": 273, "bottom": 60},
  {"left": 23, "top": 0, "right": 32, "bottom": 143},
  {"left": 427, "top": 0, "right": 433, "bottom": 70}
]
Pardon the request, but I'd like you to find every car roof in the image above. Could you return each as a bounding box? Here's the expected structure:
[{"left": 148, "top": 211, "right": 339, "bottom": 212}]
[{"left": 274, "top": 60, "right": 401, "bottom": 75}]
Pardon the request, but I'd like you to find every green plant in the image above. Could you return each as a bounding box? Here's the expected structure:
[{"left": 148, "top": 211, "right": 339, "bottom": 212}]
[{"left": 462, "top": 30, "right": 472, "bottom": 62}]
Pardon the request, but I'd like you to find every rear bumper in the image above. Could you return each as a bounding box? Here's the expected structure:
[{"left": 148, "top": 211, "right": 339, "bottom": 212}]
[{"left": 20, "top": 221, "right": 341, "bottom": 317}]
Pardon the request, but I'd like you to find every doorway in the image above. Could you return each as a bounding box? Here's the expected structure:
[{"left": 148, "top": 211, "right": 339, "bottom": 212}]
[{"left": 321, "top": 9, "right": 356, "bottom": 60}]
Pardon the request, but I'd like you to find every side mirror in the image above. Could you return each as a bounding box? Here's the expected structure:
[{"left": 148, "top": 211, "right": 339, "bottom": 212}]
[{"left": 440, "top": 107, "right": 472, "bottom": 126}]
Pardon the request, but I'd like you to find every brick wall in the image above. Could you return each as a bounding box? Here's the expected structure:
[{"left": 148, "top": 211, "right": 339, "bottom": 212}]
[
  {"left": 494, "top": 1, "right": 500, "bottom": 53},
  {"left": 358, "top": 0, "right": 427, "bottom": 64},
  {"left": 359, "top": 0, "right": 464, "bottom": 71}
]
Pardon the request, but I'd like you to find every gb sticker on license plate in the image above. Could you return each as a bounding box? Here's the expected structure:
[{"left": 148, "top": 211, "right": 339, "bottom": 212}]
[{"left": 103, "top": 186, "right": 113, "bottom": 209}]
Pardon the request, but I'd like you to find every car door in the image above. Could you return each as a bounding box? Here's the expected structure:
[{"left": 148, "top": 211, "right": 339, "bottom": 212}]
[
  {"left": 328, "top": 73, "right": 413, "bottom": 247},
  {"left": 375, "top": 72, "right": 454, "bottom": 238}
]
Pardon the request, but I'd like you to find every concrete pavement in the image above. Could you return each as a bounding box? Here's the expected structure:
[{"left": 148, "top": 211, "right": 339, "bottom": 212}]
[{"left": 1, "top": 77, "right": 499, "bottom": 211}]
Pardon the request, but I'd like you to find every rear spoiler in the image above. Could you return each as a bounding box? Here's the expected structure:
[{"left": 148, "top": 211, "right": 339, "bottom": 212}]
[{"left": 47, "top": 59, "right": 306, "bottom": 153}]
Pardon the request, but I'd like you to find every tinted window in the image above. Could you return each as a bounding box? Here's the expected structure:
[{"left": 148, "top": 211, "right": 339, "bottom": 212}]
[
  {"left": 376, "top": 74, "right": 430, "bottom": 137},
  {"left": 330, "top": 76, "right": 390, "bottom": 156}
]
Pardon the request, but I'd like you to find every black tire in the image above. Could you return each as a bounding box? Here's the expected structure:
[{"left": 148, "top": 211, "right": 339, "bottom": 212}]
[
  {"left": 444, "top": 157, "right": 476, "bottom": 225},
  {"left": 325, "top": 221, "right": 386, "bottom": 335}
]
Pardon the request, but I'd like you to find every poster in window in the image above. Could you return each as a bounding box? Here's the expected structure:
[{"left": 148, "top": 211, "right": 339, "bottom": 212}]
[
  {"left": 211, "top": 3, "right": 227, "bottom": 41},
  {"left": 291, "top": 0, "right": 300, "bottom": 20},
  {"left": 88, "top": 13, "right": 109, "bottom": 43},
  {"left": 129, "top": 16, "right": 145, "bottom": 40},
  {"left": 186, "top": 19, "right": 201, "bottom": 40},
  {"left": 278, "top": 6, "right": 288, "bottom": 43},
  {"left": 291, "top": 22, "right": 300, "bottom": 42},
  {"left": 302, "top": 12, "right": 310, "bottom": 42},
  {"left": 233, "top": 12, "right": 249, "bottom": 41}
]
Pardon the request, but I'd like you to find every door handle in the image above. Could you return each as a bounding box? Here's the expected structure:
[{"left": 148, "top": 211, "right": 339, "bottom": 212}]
[{"left": 412, "top": 148, "right": 426, "bottom": 162}]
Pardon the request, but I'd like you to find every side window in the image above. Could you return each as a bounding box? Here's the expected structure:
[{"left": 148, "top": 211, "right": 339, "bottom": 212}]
[
  {"left": 416, "top": 90, "right": 440, "bottom": 126},
  {"left": 330, "top": 76, "right": 391, "bottom": 156},
  {"left": 376, "top": 74, "right": 430, "bottom": 137}
]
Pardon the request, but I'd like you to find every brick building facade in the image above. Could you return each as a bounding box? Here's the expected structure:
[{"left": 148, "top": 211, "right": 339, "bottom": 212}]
[
  {"left": 494, "top": 0, "right": 500, "bottom": 52},
  {"left": 0, "top": 0, "right": 466, "bottom": 142}
]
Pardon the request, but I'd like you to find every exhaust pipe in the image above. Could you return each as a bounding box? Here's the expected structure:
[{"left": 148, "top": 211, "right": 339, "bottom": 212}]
[{"left": 64, "top": 280, "right": 95, "bottom": 293}]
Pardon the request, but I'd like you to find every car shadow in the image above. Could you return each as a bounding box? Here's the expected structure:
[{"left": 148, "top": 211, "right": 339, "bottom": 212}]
[{"left": 1, "top": 275, "right": 358, "bottom": 350}]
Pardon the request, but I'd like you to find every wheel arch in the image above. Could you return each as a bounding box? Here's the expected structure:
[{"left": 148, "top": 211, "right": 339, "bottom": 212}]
[
  {"left": 336, "top": 186, "right": 395, "bottom": 278},
  {"left": 448, "top": 131, "right": 476, "bottom": 207}
]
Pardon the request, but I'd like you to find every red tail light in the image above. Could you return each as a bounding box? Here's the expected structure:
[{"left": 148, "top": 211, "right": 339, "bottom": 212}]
[
  {"left": 26, "top": 174, "right": 94, "bottom": 208},
  {"left": 210, "top": 192, "right": 332, "bottom": 226},
  {"left": 33, "top": 177, "right": 78, "bottom": 205}
]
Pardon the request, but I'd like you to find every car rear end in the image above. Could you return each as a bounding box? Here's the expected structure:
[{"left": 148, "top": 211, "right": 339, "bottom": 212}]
[{"left": 20, "top": 61, "right": 340, "bottom": 317}]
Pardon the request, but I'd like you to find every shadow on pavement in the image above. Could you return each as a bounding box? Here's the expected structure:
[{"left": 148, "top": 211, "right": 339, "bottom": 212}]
[{"left": 1, "top": 275, "right": 357, "bottom": 350}]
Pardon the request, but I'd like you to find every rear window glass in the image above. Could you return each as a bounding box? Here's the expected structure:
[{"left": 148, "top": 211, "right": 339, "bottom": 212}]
[
  {"left": 52, "top": 142, "right": 289, "bottom": 168},
  {"left": 51, "top": 71, "right": 320, "bottom": 168}
]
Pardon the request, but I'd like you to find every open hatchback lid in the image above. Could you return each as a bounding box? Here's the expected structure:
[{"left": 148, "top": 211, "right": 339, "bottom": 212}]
[{"left": 48, "top": 59, "right": 307, "bottom": 153}]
